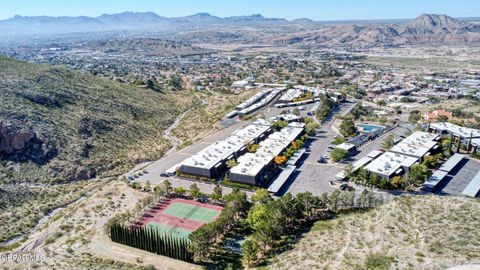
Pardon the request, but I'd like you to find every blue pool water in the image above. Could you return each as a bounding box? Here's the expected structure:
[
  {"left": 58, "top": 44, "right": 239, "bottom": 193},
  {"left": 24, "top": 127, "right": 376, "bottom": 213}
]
[{"left": 357, "top": 124, "right": 382, "bottom": 132}]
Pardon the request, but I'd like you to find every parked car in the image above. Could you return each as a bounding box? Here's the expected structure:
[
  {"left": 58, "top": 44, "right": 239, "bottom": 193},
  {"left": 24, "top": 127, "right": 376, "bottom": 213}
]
[
  {"left": 339, "top": 183, "right": 355, "bottom": 191},
  {"left": 127, "top": 176, "right": 135, "bottom": 181},
  {"left": 317, "top": 155, "right": 328, "bottom": 163}
]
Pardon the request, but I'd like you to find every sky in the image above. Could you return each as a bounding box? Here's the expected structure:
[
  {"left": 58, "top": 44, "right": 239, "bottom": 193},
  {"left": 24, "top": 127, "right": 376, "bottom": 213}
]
[{"left": 0, "top": 0, "right": 479, "bottom": 21}]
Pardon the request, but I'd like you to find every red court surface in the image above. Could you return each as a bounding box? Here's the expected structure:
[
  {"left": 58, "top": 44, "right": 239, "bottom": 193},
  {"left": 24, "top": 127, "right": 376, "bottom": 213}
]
[{"left": 135, "top": 197, "right": 223, "bottom": 234}]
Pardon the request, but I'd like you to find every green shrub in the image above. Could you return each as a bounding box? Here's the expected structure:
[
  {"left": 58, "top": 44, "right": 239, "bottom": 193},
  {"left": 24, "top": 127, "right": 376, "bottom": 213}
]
[{"left": 365, "top": 252, "right": 393, "bottom": 270}]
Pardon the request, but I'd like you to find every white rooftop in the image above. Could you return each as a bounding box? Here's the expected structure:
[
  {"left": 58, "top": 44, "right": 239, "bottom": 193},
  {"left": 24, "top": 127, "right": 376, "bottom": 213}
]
[
  {"left": 181, "top": 123, "right": 271, "bottom": 170},
  {"left": 268, "top": 127, "right": 304, "bottom": 143},
  {"left": 365, "top": 152, "right": 418, "bottom": 177},
  {"left": 231, "top": 124, "right": 271, "bottom": 141},
  {"left": 230, "top": 126, "right": 304, "bottom": 178},
  {"left": 279, "top": 88, "right": 303, "bottom": 102},
  {"left": 182, "top": 136, "right": 245, "bottom": 169},
  {"left": 367, "top": 150, "right": 384, "bottom": 159},
  {"left": 353, "top": 156, "right": 374, "bottom": 170},
  {"left": 336, "top": 143, "right": 357, "bottom": 151},
  {"left": 270, "top": 113, "right": 302, "bottom": 122},
  {"left": 430, "top": 122, "right": 480, "bottom": 139},
  {"left": 258, "top": 138, "right": 288, "bottom": 157},
  {"left": 252, "top": 118, "right": 272, "bottom": 126},
  {"left": 401, "top": 131, "right": 439, "bottom": 148},
  {"left": 230, "top": 152, "right": 270, "bottom": 177},
  {"left": 390, "top": 142, "right": 432, "bottom": 158},
  {"left": 288, "top": 122, "right": 306, "bottom": 128}
]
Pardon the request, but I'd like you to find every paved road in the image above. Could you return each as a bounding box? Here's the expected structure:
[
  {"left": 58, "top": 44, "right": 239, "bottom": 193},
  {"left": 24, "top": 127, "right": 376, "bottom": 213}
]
[{"left": 133, "top": 120, "right": 248, "bottom": 183}]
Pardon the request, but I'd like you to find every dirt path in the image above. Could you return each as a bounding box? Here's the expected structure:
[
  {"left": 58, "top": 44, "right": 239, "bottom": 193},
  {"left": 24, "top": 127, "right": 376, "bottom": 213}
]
[
  {"left": 90, "top": 228, "right": 200, "bottom": 270},
  {"left": 125, "top": 93, "right": 207, "bottom": 176}
]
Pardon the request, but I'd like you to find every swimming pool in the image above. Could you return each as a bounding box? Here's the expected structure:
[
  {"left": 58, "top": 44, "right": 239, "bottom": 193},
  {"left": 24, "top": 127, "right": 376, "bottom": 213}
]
[{"left": 357, "top": 124, "right": 383, "bottom": 132}]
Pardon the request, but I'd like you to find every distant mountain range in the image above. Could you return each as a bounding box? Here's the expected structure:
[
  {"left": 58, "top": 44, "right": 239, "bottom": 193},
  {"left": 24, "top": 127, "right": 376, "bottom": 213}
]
[
  {"left": 0, "top": 12, "right": 480, "bottom": 47},
  {"left": 272, "top": 14, "right": 480, "bottom": 47},
  {"left": 0, "top": 12, "right": 291, "bottom": 37}
]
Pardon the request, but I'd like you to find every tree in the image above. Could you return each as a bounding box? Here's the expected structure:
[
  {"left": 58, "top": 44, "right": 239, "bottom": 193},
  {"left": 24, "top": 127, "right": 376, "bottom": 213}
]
[
  {"left": 409, "top": 110, "right": 421, "bottom": 124},
  {"left": 274, "top": 155, "right": 287, "bottom": 165},
  {"left": 129, "top": 182, "right": 142, "bottom": 190},
  {"left": 251, "top": 189, "right": 272, "bottom": 204},
  {"left": 226, "top": 159, "right": 238, "bottom": 169},
  {"left": 161, "top": 180, "right": 173, "bottom": 195},
  {"left": 437, "top": 115, "right": 450, "bottom": 122},
  {"left": 154, "top": 184, "right": 166, "bottom": 196},
  {"left": 344, "top": 164, "right": 354, "bottom": 179},
  {"left": 331, "top": 148, "right": 348, "bottom": 162},
  {"left": 316, "top": 95, "right": 335, "bottom": 121},
  {"left": 422, "top": 155, "right": 438, "bottom": 169},
  {"left": 143, "top": 181, "right": 151, "bottom": 192},
  {"left": 304, "top": 122, "right": 319, "bottom": 136},
  {"left": 174, "top": 187, "right": 186, "bottom": 197},
  {"left": 391, "top": 176, "right": 406, "bottom": 189},
  {"left": 272, "top": 120, "right": 288, "bottom": 130},
  {"left": 339, "top": 118, "right": 357, "bottom": 137},
  {"left": 328, "top": 190, "right": 341, "bottom": 211},
  {"left": 408, "top": 164, "right": 430, "bottom": 185},
  {"left": 441, "top": 137, "right": 453, "bottom": 156},
  {"left": 332, "top": 136, "right": 346, "bottom": 145},
  {"left": 381, "top": 134, "right": 395, "bottom": 150},
  {"left": 189, "top": 183, "right": 201, "bottom": 200},
  {"left": 368, "top": 173, "right": 381, "bottom": 188},
  {"left": 246, "top": 143, "right": 260, "bottom": 153},
  {"left": 242, "top": 239, "right": 258, "bottom": 267},
  {"left": 210, "top": 185, "right": 223, "bottom": 201}
]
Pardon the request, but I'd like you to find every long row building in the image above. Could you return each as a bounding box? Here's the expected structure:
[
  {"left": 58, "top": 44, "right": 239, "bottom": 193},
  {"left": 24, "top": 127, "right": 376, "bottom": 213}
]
[
  {"left": 179, "top": 122, "right": 272, "bottom": 178},
  {"left": 229, "top": 123, "right": 305, "bottom": 185}
]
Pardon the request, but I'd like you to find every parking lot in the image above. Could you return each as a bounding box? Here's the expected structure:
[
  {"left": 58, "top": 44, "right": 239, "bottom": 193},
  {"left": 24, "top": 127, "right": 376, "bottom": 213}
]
[{"left": 131, "top": 98, "right": 414, "bottom": 198}]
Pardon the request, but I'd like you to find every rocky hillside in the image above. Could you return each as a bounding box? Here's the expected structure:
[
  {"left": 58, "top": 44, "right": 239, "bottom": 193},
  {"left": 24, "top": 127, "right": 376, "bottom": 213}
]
[
  {"left": 89, "top": 38, "right": 208, "bottom": 56},
  {"left": 0, "top": 56, "right": 197, "bottom": 183},
  {"left": 273, "top": 14, "right": 480, "bottom": 47},
  {"left": 266, "top": 195, "right": 480, "bottom": 270}
]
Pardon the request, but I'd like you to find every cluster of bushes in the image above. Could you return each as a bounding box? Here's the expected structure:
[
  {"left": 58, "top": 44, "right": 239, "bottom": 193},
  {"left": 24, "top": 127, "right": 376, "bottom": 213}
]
[
  {"left": 241, "top": 189, "right": 381, "bottom": 267},
  {"left": 278, "top": 136, "right": 307, "bottom": 162},
  {"left": 175, "top": 172, "right": 216, "bottom": 183},
  {"left": 331, "top": 148, "right": 348, "bottom": 162},
  {"left": 220, "top": 179, "right": 254, "bottom": 190},
  {"left": 339, "top": 116, "right": 358, "bottom": 138},
  {"left": 316, "top": 95, "right": 335, "bottom": 121},
  {"left": 292, "top": 91, "right": 313, "bottom": 102}
]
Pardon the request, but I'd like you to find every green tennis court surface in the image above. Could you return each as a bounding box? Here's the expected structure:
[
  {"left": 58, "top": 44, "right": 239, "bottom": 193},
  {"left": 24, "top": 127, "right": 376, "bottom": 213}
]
[
  {"left": 146, "top": 222, "right": 192, "bottom": 238},
  {"left": 163, "top": 202, "right": 220, "bottom": 223}
]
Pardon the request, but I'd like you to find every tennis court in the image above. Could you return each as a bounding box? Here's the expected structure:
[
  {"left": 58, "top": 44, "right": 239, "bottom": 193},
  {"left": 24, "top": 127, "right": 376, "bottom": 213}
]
[
  {"left": 146, "top": 221, "right": 192, "bottom": 238},
  {"left": 163, "top": 202, "right": 220, "bottom": 223},
  {"left": 137, "top": 198, "right": 223, "bottom": 239}
]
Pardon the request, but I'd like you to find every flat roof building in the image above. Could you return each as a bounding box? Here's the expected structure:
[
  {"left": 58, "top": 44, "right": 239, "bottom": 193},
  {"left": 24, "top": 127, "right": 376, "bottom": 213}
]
[
  {"left": 229, "top": 126, "right": 304, "bottom": 185},
  {"left": 364, "top": 152, "right": 418, "bottom": 179},
  {"left": 389, "top": 131, "right": 439, "bottom": 159},
  {"left": 179, "top": 123, "right": 272, "bottom": 178},
  {"left": 430, "top": 122, "right": 480, "bottom": 139},
  {"left": 278, "top": 89, "right": 303, "bottom": 103}
]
